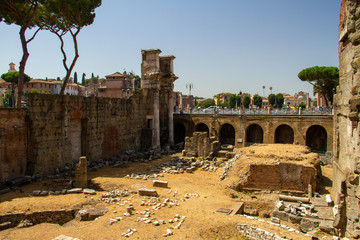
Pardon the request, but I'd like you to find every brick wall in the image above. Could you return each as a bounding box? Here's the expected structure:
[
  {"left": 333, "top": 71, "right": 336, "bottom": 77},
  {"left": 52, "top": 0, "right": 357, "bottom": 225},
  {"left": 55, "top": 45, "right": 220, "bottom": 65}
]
[
  {"left": 26, "top": 92, "right": 147, "bottom": 176},
  {"left": 0, "top": 109, "right": 28, "bottom": 181}
]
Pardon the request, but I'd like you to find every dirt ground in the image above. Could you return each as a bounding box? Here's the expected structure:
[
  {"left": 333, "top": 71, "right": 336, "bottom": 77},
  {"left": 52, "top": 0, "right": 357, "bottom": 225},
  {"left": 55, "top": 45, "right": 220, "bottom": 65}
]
[{"left": 0, "top": 144, "right": 334, "bottom": 240}]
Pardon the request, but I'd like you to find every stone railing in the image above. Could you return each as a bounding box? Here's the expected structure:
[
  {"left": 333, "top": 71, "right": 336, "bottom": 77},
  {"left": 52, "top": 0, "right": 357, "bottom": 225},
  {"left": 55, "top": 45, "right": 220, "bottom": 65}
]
[{"left": 174, "top": 108, "right": 333, "bottom": 116}]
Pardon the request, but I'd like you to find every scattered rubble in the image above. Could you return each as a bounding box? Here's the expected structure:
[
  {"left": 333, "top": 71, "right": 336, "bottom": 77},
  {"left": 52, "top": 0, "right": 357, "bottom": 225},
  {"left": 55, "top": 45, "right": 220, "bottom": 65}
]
[{"left": 273, "top": 195, "right": 336, "bottom": 234}]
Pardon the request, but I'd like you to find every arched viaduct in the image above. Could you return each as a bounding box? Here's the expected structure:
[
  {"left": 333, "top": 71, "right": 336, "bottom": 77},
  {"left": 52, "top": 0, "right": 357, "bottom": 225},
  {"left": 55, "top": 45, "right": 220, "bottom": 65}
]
[{"left": 174, "top": 114, "right": 333, "bottom": 152}]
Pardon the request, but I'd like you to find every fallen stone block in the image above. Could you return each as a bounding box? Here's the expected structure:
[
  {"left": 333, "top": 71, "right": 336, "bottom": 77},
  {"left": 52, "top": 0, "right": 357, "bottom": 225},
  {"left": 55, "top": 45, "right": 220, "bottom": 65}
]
[
  {"left": 325, "top": 195, "right": 333, "bottom": 206},
  {"left": 276, "top": 201, "right": 285, "bottom": 211},
  {"left": 279, "top": 195, "right": 310, "bottom": 203},
  {"left": 319, "top": 220, "right": 336, "bottom": 235},
  {"left": 0, "top": 222, "right": 13, "bottom": 231},
  {"left": 5, "top": 176, "right": 31, "bottom": 187},
  {"left": 138, "top": 188, "right": 158, "bottom": 197},
  {"left": 67, "top": 188, "right": 83, "bottom": 194},
  {"left": 75, "top": 207, "right": 108, "bottom": 221},
  {"left": 53, "top": 235, "right": 81, "bottom": 240},
  {"left": 153, "top": 180, "right": 168, "bottom": 188},
  {"left": 300, "top": 218, "right": 320, "bottom": 233},
  {"left": 216, "top": 208, "right": 232, "bottom": 214},
  {"left": 40, "top": 191, "right": 48, "bottom": 196},
  {"left": 32, "top": 190, "right": 41, "bottom": 196},
  {"left": 271, "top": 217, "right": 280, "bottom": 224},
  {"left": 83, "top": 189, "right": 96, "bottom": 195},
  {"left": 272, "top": 210, "right": 289, "bottom": 221},
  {"left": 231, "top": 202, "right": 244, "bottom": 215},
  {"left": 0, "top": 188, "right": 11, "bottom": 195}
]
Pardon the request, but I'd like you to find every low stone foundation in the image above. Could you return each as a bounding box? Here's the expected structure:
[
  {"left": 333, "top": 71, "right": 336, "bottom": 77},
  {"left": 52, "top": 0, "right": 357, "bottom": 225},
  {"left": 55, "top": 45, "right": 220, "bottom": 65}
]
[
  {"left": 183, "top": 132, "right": 220, "bottom": 157},
  {"left": 0, "top": 209, "right": 76, "bottom": 231},
  {"left": 236, "top": 224, "right": 287, "bottom": 240},
  {"left": 233, "top": 161, "right": 320, "bottom": 193}
]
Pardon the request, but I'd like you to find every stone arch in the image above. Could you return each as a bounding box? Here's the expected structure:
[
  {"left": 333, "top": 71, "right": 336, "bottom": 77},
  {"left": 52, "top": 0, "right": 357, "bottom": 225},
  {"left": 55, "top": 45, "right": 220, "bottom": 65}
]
[
  {"left": 275, "top": 124, "right": 294, "bottom": 144},
  {"left": 195, "top": 123, "right": 209, "bottom": 135},
  {"left": 174, "top": 122, "right": 186, "bottom": 144},
  {"left": 220, "top": 123, "right": 235, "bottom": 145},
  {"left": 306, "top": 125, "right": 327, "bottom": 152},
  {"left": 246, "top": 124, "right": 263, "bottom": 145}
]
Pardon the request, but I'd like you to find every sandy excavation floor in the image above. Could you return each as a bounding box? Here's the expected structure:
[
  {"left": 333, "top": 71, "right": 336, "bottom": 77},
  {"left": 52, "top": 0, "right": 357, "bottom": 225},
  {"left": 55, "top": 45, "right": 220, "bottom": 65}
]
[{"left": 0, "top": 144, "right": 333, "bottom": 240}]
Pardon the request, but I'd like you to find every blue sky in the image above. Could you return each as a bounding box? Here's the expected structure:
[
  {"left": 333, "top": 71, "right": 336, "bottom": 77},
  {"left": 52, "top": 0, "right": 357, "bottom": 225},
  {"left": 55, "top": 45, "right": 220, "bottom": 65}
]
[{"left": 0, "top": 0, "right": 340, "bottom": 98}]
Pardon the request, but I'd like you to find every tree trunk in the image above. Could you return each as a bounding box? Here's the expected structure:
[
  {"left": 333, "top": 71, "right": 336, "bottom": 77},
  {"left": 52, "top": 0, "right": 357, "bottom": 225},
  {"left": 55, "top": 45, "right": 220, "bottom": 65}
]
[
  {"left": 59, "top": 30, "right": 80, "bottom": 95},
  {"left": 17, "top": 26, "right": 29, "bottom": 108}
]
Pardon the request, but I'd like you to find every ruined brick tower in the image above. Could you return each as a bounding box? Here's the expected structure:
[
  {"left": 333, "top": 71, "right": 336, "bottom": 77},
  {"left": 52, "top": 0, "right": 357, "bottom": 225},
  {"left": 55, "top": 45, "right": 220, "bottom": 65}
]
[
  {"left": 141, "top": 49, "right": 178, "bottom": 149},
  {"left": 334, "top": 0, "right": 360, "bottom": 237}
]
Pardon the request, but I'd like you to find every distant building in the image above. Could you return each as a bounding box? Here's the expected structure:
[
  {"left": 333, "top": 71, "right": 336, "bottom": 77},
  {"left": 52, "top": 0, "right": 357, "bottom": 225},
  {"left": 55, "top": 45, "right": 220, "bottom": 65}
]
[
  {"left": 173, "top": 91, "right": 182, "bottom": 109},
  {"left": 284, "top": 91, "right": 310, "bottom": 108},
  {"left": 92, "top": 71, "right": 135, "bottom": 98},
  {"left": 8, "top": 62, "right": 16, "bottom": 73},
  {"left": 172, "top": 91, "right": 194, "bottom": 109},
  {"left": 182, "top": 95, "right": 194, "bottom": 109},
  {"left": 23, "top": 79, "right": 85, "bottom": 96},
  {"left": 214, "top": 92, "right": 231, "bottom": 105}
]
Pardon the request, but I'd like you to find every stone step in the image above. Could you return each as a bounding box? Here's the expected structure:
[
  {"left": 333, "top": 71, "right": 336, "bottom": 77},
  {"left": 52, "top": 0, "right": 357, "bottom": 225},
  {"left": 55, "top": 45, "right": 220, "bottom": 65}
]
[{"left": 216, "top": 150, "right": 228, "bottom": 158}]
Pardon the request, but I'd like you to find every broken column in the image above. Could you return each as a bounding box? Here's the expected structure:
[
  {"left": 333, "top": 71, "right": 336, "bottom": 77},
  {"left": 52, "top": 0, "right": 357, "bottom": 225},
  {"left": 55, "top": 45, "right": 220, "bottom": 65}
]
[
  {"left": 75, "top": 156, "right": 87, "bottom": 188},
  {"left": 159, "top": 55, "right": 177, "bottom": 146},
  {"left": 141, "top": 49, "right": 178, "bottom": 149}
]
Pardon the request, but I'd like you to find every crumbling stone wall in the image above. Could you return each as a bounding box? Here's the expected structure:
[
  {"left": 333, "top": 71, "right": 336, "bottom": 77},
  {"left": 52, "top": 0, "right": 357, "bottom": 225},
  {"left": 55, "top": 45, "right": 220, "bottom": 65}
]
[
  {"left": 233, "top": 162, "right": 319, "bottom": 193},
  {"left": 334, "top": 0, "right": 360, "bottom": 237},
  {"left": 0, "top": 209, "right": 76, "bottom": 230},
  {"left": 0, "top": 109, "right": 28, "bottom": 181},
  {"left": 183, "top": 132, "right": 220, "bottom": 157},
  {"left": 26, "top": 92, "right": 147, "bottom": 175}
]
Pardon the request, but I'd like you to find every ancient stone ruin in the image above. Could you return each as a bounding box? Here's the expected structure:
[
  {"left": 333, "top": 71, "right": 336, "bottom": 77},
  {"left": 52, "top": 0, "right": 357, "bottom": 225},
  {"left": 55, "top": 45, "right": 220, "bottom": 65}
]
[
  {"left": 334, "top": 0, "right": 360, "bottom": 238},
  {"left": 0, "top": 48, "right": 178, "bottom": 182},
  {"left": 74, "top": 156, "right": 87, "bottom": 188},
  {"left": 183, "top": 132, "right": 220, "bottom": 157}
]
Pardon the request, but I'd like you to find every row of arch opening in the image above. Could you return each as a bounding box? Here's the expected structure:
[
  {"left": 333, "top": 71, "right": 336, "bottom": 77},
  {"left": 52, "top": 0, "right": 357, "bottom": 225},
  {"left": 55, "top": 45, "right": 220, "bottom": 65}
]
[{"left": 174, "top": 122, "right": 328, "bottom": 153}]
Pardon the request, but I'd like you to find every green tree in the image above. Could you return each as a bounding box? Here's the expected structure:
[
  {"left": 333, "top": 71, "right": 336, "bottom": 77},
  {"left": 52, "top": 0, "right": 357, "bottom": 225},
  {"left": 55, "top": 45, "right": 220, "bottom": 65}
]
[
  {"left": 253, "top": 95, "right": 262, "bottom": 108},
  {"left": 229, "top": 94, "right": 237, "bottom": 108},
  {"left": 0, "top": 0, "right": 44, "bottom": 107},
  {"left": 235, "top": 95, "right": 241, "bottom": 108},
  {"left": 1, "top": 72, "right": 31, "bottom": 85},
  {"left": 74, "top": 72, "right": 78, "bottom": 84},
  {"left": 268, "top": 93, "right": 276, "bottom": 107},
  {"left": 30, "top": 88, "right": 40, "bottom": 93},
  {"left": 2, "top": 92, "right": 12, "bottom": 107},
  {"left": 298, "top": 66, "right": 339, "bottom": 107},
  {"left": 82, "top": 73, "right": 86, "bottom": 86},
  {"left": 197, "top": 99, "right": 215, "bottom": 108},
  {"left": 40, "top": 0, "right": 102, "bottom": 95},
  {"left": 276, "top": 93, "right": 284, "bottom": 108},
  {"left": 243, "top": 95, "right": 251, "bottom": 108},
  {"left": 134, "top": 75, "right": 141, "bottom": 88},
  {"left": 1, "top": 72, "right": 31, "bottom": 107},
  {"left": 269, "top": 86, "right": 273, "bottom": 93},
  {"left": 262, "top": 85, "right": 265, "bottom": 96},
  {"left": 297, "top": 103, "right": 306, "bottom": 109}
]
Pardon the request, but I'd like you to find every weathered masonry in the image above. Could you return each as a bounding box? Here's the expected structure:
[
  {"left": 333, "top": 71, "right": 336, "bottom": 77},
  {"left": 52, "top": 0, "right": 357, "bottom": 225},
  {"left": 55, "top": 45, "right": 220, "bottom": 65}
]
[
  {"left": 333, "top": 0, "right": 360, "bottom": 238},
  {"left": 174, "top": 114, "right": 333, "bottom": 152},
  {"left": 0, "top": 49, "right": 177, "bottom": 182}
]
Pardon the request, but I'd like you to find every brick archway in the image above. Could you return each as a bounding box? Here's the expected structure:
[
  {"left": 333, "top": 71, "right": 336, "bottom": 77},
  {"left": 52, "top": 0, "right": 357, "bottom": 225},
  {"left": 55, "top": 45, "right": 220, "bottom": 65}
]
[
  {"left": 306, "top": 125, "right": 327, "bottom": 152},
  {"left": 174, "top": 122, "right": 186, "bottom": 144},
  {"left": 220, "top": 123, "right": 235, "bottom": 145},
  {"left": 246, "top": 124, "right": 263, "bottom": 146},
  {"left": 196, "top": 123, "right": 209, "bottom": 135},
  {"left": 275, "top": 124, "right": 294, "bottom": 144}
]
